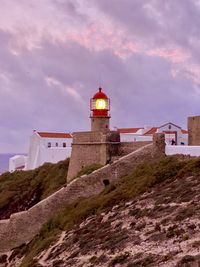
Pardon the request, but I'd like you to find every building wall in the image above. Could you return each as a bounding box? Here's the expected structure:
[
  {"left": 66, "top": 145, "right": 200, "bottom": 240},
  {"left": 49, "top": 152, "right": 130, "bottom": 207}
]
[
  {"left": 9, "top": 155, "right": 28, "bottom": 172},
  {"left": 188, "top": 116, "right": 200, "bottom": 145},
  {"left": 26, "top": 132, "right": 72, "bottom": 170},
  {"left": 40, "top": 147, "right": 71, "bottom": 165},
  {"left": 67, "top": 131, "right": 119, "bottom": 182},
  {"left": 119, "top": 141, "right": 152, "bottom": 156},
  {"left": 179, "top": 134, "right": 188, "bottom": 145},
  {"left": 91, "top": 117, "right": 110, "bottom": 132},
  {"left": 157, "top": 123, "right": 182, "bottom": 145},
  {"left": 26, "top": 132, "right": 41, "bottom": 170},
  {"left": 42, "top": 137, "right": 72, "bottom": 148},
  {"left": 0, "top": 143, "right": 153, "bottom": 253},
  {"left": 120, "top": 134, "right": 152, "bottom": 142}
]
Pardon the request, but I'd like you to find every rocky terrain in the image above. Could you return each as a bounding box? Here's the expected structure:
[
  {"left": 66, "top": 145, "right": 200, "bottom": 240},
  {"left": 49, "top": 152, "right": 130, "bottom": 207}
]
[{"left": 1, "top": 156, "right": 200, "bottom": 266}]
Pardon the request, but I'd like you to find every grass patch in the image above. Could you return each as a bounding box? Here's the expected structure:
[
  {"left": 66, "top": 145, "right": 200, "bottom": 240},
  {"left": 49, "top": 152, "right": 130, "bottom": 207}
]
[
  {"left": 18, "top": 156, "right": 200, "bottom": 266},
  {"left": 175, "top": 205, "right": 198, "bottom": 221},
  {"left": 0, "top": 158, "right": 69, "bottom": 218},
  {"left": 20, "top": 156, "right": 185, "bottom": 266},
  {"left": 108, "top": 252, "right": 130, "bottom": 266},
  {"left": 77, "top": 163, "right": 103, "bottom": 177}
]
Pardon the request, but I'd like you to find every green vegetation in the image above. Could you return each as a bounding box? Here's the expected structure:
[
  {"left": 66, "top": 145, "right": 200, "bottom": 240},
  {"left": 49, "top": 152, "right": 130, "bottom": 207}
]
[
  {"left": 20, "top": 156, "right": 186, "bottom": 266},
  {"left": 7, "top": 156, "right": 200, "bottom": 267},
  {"left": 77, "top": 163, "right": 103, "bottom": 177},
  {"left": 0, "top": 158, "right": 69, "bottom": 217}
]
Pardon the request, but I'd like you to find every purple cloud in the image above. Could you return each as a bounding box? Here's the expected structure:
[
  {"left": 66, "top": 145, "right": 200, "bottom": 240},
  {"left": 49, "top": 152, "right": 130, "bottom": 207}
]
[{"left": 0, "top": 0, "right": 200, "bottom": 152}]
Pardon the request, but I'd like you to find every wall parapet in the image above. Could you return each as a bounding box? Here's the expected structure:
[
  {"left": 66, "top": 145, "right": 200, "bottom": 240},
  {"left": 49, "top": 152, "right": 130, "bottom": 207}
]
[{"left": 166, "top": 145, "right": 200, "bottom": 156}]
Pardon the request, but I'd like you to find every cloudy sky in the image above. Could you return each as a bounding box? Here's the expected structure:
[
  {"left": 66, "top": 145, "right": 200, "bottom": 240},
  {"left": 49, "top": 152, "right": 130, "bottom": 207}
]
[{"left": 1, "top": 0, "right": 200, "bottom": 152}]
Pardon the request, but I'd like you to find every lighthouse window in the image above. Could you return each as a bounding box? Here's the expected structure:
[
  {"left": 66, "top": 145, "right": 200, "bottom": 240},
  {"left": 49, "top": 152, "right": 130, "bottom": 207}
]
[
  {"left": 63, "top": 142, "right": 66, "bottom": 147},
  {"left": 55, "top": 142, "right": 58, "bottom": 147},
  {"left": 48, "top": 142, "right": 51, "bottom": 148}
]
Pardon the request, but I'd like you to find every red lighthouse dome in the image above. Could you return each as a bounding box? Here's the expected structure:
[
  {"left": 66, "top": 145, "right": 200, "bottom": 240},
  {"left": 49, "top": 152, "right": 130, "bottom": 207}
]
[{"left": 90, "top": 87, "right": 110, "bottom": 117}]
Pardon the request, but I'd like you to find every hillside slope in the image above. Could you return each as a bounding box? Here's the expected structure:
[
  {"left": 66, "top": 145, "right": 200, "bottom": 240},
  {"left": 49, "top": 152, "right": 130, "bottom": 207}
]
[
  {"left": 0, "top": 158, "right": 69, "bottom": 219},
  {"left": 1, "top": 156, "right": 200, "bottom": 266}
]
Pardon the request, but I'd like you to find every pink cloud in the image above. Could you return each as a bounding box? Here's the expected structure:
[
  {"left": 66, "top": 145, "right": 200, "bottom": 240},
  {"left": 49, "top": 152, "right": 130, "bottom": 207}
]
[
  {"left": 68, "top": 23, "right": 140, "bottom": 59},
  {"left": 147, "top": 47, "right": 190, "bottom": 63}
]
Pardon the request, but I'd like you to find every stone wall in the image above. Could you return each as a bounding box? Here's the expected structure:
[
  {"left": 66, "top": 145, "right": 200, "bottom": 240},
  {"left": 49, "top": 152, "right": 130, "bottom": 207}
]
[
  {"left": 0, "top": 143, "right": 153, "bottom": 253},
  {"left": 67, "top": 131, "right": 120, "bottom": 182},
  {"left": 152, "top": 133, "right": 165, "bottom": 157},
  {"left": 188, "top": 116, "right": 200, "bottom": 145},
  {"left": 119, "top": 141, "right": 152, "bottom": 156},
  {"left": 91, "top": 117, "right": 110, "bottom": 132}
]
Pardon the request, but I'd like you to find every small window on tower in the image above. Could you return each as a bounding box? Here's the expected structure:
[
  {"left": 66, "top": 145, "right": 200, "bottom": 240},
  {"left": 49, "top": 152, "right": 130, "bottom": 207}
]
[
  {"left": 63, "top": 142, "right": 66, "bottom": 147},
  {"left": 56, "top": 142, "right": 58, "bottom": 147},
  {"left": 48, "top": 142, "right": 51, "bottom": 148}
]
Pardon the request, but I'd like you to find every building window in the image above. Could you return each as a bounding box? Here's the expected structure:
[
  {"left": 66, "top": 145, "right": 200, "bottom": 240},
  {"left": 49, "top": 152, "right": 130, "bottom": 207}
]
[
  {"left": 169, "top": 125, "right": 171, "bottom": 129},
  {"left": 56, "top": 142, "right": 58, "bottom": 147},
  {"left": 63, "top": 142, "right": 66, "bottom": 147},
  {"left": 48, "top": 142, "right": 51, "bottom": 148}
]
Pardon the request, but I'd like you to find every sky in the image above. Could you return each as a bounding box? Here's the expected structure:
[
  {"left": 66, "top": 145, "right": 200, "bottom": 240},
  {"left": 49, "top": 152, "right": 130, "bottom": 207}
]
[{"left": 1, "top": 0, "right": 200, "bottom": 153}]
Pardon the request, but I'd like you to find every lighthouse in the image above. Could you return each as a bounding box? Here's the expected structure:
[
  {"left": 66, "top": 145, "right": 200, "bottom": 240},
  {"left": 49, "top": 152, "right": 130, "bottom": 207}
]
[
  {"left": 90, "top": 87, "right": 110, "bottom": 132},
  {"left": 67, "top": 86, "right": 120, "bottom": 182}
]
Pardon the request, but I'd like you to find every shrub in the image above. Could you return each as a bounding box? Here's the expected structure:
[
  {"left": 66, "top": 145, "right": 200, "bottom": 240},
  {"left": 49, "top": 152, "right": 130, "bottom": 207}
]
[
  {"left": 20, "top": 156, "right": 200, "bottom": 266},
  {"left": 76, "top": 163, "right": 103, "bottom": 177},
  {"left": 180, "top": 255, "right": 195, "bottom": 264},
  {"left": 0, "top": 158, "right": 69, "bottom": 219},
  {"left": 108, "top": 252, "right": 130, "bottom": 266},
  {"left": 175, "top": 206, "right": 197, "bottom": 221}
]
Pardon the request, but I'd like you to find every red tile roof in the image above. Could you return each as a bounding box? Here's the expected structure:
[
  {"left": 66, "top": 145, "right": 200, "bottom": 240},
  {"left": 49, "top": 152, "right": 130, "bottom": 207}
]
[
  {"left": 144, "top": 127, "right": 157, "bottom": 135},
  {"left": 37, "top": 132, "right": 72, "bottom": 139},
  {"left": 163, "top": 131, "right": 177, "bottom": 134},
  {"left": 181, "top": 129, "right": 188, "bottom": 134},
  {"left": 118, "top": 128, "right": 143, "bottom": 134},
  {"left": 15, "top": 165, "right": 25, "bottom": 170}
]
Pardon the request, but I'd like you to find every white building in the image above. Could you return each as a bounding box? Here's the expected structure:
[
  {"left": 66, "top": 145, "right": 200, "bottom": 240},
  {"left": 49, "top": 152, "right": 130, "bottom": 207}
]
[
  {"left": 9, "top": 122, "right": 188, "bottom": 172},
  {"left": 26, "top": 131, "right": 72, "bottom": 170},
  {"left": 9, "top": 155, "right": 28, "bottom": 172},
  {"left": 118, "top": 122, "right": 188, "bottom": 145}
]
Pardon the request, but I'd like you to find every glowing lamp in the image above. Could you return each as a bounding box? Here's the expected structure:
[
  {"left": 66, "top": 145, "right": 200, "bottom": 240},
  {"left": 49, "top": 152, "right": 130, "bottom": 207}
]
[
  {"left": 90, "top": 87, "right": 110, "bottom": 117},
  {"left": 96, "top": 99, "right": 106, "bottom": 109}
]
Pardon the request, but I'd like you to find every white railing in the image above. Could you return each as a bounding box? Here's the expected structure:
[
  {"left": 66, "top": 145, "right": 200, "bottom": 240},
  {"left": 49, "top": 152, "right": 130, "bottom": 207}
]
[{"left": 166, "top": 145, "right": 200, "bottom": 156}]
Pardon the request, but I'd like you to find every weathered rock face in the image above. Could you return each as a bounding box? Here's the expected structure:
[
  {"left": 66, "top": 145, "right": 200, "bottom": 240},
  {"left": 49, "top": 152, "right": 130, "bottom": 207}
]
[{"left": 3, "top": 172, "right": 200, "bottom": 267}]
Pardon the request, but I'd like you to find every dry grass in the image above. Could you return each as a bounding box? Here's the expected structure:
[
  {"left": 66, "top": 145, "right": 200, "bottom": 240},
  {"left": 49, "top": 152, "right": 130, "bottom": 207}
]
[{"left": 18, "top": 156, "right": 200, "bottom": 267}]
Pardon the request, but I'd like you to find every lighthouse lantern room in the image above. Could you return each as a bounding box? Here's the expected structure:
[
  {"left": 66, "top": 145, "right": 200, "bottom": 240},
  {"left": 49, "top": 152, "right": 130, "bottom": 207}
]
[{"left": 90, "top": 87, "right": 110, "bottom": 132}]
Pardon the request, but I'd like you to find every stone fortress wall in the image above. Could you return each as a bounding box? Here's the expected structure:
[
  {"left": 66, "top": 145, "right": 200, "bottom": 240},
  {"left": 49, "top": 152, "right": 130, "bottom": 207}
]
[
  {"left": 188, "top": 116, "right": 200, "bottom": 145},
  {"left": 67, "top": 129, "right": 151, "bottom": 182},
  {"left": 119, "top": 141, "right": 152, "bottom": 156},
  {"left": 0, "top": 134, "right": 165, "bottom": 253}
]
